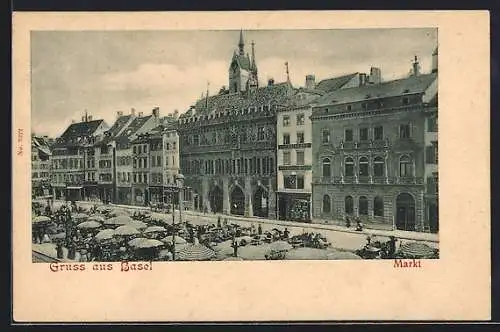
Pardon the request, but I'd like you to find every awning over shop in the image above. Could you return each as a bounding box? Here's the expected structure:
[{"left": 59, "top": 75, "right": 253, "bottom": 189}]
[{"left": 66, "top": 186, "right": 83, "bottom": 190}]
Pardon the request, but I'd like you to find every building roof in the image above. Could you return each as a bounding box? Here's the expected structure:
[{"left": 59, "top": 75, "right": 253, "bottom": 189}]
[
  {"left": 315, "top": 73, "right": 359, "bottom": 93},
  {"left": 59, "top": 119, "right": 103, "bottom": 140},
  {"left": 181, "top": 82, "right": 293, "bottom": 118},
  {"left": 117, "top": 115, "right": 152, "bottom": 139},
  {"left": 53, "top": 119, "right": 104, "bottom": 148},
  {"left": 314, "top": 73, "right": 437, "bottom": 107},
  {"left": 31, "top": 136, "right": 52, "bottom": 156},
  {"left": 106, "top": 115, "right": 132, "bottom": 137}
]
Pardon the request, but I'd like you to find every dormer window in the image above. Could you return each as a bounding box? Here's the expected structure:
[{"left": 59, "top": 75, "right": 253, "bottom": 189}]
[
  {"left": 346, "top": 105, "right": 352, "bottom": 111},
  {"left": 402, "top": 97, "right": 410, "bottom": 105},
  {"left": 361, "top": 103, "right": 368, "bottom": 110}
]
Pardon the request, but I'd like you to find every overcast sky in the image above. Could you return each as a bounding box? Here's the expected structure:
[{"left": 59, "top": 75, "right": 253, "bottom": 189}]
[{"left": 31, "top": 28, "right": 437, "bottom": 137}]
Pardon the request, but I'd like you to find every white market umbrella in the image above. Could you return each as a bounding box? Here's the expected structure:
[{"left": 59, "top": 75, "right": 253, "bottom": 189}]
[
  {"left": 94, "top": 229, "right": 115, "bottom": 241},
  {"left": 33, "top": 216, "right": 51, "bottom": 224},
  {"left": 104, "top": 215, "right": 134, "bottom": 226},
  {"left": 114, "top": 225, "right": 141, "bottom": 236},
  {"left": 161, "top": 235, "right": 187, "bottom": 245},
  {"left": 77, "top": 221, "right": 102, "bottom": 229},
  {"left": 144, "top": 226, "right": 167, "bottom": 234}
]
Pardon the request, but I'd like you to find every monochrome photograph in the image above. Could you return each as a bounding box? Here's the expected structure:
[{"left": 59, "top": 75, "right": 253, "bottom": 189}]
[{"left": 30, "top": 28, "right": 440, "bottom": 263}]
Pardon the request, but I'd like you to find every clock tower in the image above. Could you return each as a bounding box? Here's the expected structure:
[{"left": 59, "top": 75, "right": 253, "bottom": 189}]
[{"left": 228, "top": 30, "right": 258, "bottom": 93}]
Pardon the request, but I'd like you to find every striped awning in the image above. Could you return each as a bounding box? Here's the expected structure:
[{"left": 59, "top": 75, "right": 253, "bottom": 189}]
[
  {"left": 176, "top": 244, "right": 215, "bottom": 261},
  {"left": 398, "top": 242, "right": 437, "bottom": 258}
]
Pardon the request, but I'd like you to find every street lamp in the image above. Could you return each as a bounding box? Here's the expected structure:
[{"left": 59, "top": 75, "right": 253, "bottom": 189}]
[{"left": 171, "top": 173, "right": 184, "bottom": 261}]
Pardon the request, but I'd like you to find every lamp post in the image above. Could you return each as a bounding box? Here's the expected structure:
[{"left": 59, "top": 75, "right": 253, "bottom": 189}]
[{"left": 171, "top": 173, "right": 184, "bottom": 261}]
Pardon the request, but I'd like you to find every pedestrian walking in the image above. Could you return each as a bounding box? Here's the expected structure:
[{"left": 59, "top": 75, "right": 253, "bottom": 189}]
[
  {"left": 258, "top": 224, "right": 262, "bottom": 235},
  {"left": 56, "top": 242, "right": 64, "bottom": 259}
]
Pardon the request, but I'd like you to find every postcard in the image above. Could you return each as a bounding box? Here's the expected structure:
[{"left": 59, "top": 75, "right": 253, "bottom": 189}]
[{"left": 12, "top": 11, "right": 490, "bottom": 322}]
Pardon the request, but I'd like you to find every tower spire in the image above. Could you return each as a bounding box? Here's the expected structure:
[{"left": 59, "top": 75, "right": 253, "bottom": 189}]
[
  {"left": 285, "top": 62, "right": 290, "bottom": 82},
  {"left": 251, "top": 40, "right": 257, "bottom": 71},
  {"left": 205, "top": 81, "right": 210, "bottom": 108},
  {"left": 238, "top": 29, "right": 245, "bottom": 55}
]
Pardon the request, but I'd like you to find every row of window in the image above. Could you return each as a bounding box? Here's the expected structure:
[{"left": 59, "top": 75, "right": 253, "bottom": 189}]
[
  {"left": 52, "top": 159, "right": 84, "bottom": 170},
  {"left": 321, "top": 123, "right": 413, "bottom": 144},
  {"left": 282, "top": 132, "right": 305, "bottom": 145},
  {"left": 98, "top": 160, "right": 112, "bottom": 169},
  {"left": 148, "top": 141, "right": 177, "bottom": 151},
  {"left": 99, "top": 174, "right": 112, "bottom": 182},
  {"left": 133, "top": 144, "right": 149, "bottom": 154},
  {"left": 322, "top": 195, "right": 385, "bottom": 217},
  {"left": 282, "top": 150, "right": 305, "bottom": 166},
  {"left": 86, "top": 172, "right": 95, "bottom": 182},
  {"left": 182, "top": 157, "right": 275, "bottom": 176},
  {"left": 321, "top": 155, "right": 414, "bottom": 178},
  {"left": 282, "top": 113, "right": 305, "bottom": 127},
  {"left": 284, "top": 174, "right": 305, "bottom": 190},
  {"left": 133, "top": 157, "right": 149, "bottom": 169},
  {"left": 52, "top": 173, "right": 85, "bottom": 184},
  {"left": 133, "top": 173, "right": 149, "bottom": 184},
  {"left": 117, "top": 156, "right": 131, "bottom": 166},
  {"left": 32, "top": 172, "right": 50, "bottom": 179},
  {"left": 185, "top": 127, "right": 268, "bottom": 146},
  {"left": 31, "top": 163, "right": 50, "bottom": 169},
  {"left": 86, "top": 159, "right": 96, "bottom": 169}
]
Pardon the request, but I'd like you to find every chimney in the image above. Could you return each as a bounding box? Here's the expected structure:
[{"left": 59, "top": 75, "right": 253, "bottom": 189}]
[
  {"left": 412, "top": 55, "right": 420, "bottom": 76},
  {"left": 81, "top": 116, "right": 86, "bottom": 122},
  {"left": 359, "top": 73, "right": 368, "bottom": 86},
  {"left": 369, "top": 67, "right": 382, "bottom": 84},
  {"left": 432, "top": 47, "right": 438, "bottom": 73},
  {"left": 138, "top": 111, "right": 144, "bottom": 117},
  {"left": 305, "top": 74, "right": 316, "bottom": 89},
  {"left": 88, "top": 115, "right": 93, "bottom": 121},
  {"left": 173, "top": 110, "right": 179, "bottom": 119},
  {"left": 71, "top": 120, "right": 76, "bottom": 124},
  {"left": 117, "top": 111, "right": 124, "bottom": 119},
  {"left": 268, "top": 78, "right": 275, "bottom": 86},
  {"left": 152, "top": 107, "right": 160, "bottom": 118},
  {"left": 131, "top": 108, "right": 136, "bottom": 116}
]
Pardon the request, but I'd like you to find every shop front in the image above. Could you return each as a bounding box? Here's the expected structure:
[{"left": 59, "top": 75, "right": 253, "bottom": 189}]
[
  {"left": 132, "top": 185, "right": 149, "bottom": 206},
  {"left": 65, "top": 186, "right": 83, "bottom": 202},
  {"left": 277, "top": 192, "right": 312, "bottom": 223},
  {"left": 83, "top": 182, "right": 99, "bottom": 202},
  {"left": 149, "top": 186, "right": 164, "bottom": 204},
  {"left": 99, "top": 184, "right": 114, "bottom": 204},
  {"left": 116, "top": 187, "right": 132, "bottom": 205}
]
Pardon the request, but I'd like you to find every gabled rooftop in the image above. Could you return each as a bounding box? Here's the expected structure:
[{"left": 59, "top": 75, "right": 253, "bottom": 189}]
[
  {"left": 314, "top": 73, "right": 437, "bottom": 107},
  {"left": 315, "top": 73, "right": 359, "bottom": 93}
]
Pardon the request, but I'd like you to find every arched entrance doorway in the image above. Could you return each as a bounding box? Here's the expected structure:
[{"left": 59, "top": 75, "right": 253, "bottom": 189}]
[
  {"left": 253, "top": 186, "right": 269, "bottom": 217},
  {"left": 230, "top": 186, "right": 245, "bottom": 215},
  {"left": 209, "top": 186, "right": 223, "bottom": 213},
  {"left": 395, "top": 193, "right": 416, "bottom": 231}
]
